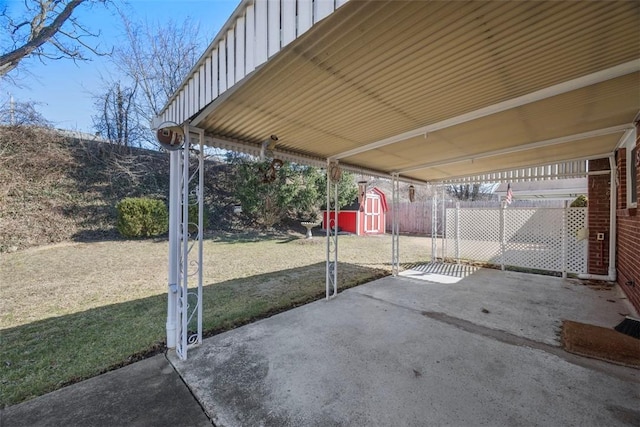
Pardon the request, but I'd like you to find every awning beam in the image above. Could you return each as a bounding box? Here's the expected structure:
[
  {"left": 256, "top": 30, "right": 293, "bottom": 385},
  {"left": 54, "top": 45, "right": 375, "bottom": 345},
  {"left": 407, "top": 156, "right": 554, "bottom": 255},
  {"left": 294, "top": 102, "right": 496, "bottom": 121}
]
[
  {"left": 398, "top": 125, "right": 632, "bottom": 174},
  {"left": 436, "top": 152, "right": 613, "bottom": 185},
  {"left": 203, "top": 133, "right": 430, "bottom": 184}
]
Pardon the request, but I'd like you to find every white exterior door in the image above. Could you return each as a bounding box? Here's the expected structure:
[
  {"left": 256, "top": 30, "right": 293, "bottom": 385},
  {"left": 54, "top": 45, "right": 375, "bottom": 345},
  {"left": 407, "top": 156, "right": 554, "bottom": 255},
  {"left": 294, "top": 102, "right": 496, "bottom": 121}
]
[{"left": 364, "top": 194, "right": 381, "bottom": 233}]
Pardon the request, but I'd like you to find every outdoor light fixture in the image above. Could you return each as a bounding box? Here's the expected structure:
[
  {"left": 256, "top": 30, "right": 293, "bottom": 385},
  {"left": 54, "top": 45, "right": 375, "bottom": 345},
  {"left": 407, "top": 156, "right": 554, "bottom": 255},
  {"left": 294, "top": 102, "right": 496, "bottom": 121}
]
[
  {"left": 409, "top": 185, "right": 416, "bottom": 202},
  {"left": 155, "top": 121, "right": 184, "bottom": 151}
]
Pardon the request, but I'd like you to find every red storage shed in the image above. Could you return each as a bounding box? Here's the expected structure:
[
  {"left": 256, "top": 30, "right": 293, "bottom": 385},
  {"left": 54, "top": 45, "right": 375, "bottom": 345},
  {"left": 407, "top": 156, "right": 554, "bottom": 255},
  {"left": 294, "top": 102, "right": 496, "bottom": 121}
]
[{"left": 322, "top": 187, "right": 388, "bottom": 235}]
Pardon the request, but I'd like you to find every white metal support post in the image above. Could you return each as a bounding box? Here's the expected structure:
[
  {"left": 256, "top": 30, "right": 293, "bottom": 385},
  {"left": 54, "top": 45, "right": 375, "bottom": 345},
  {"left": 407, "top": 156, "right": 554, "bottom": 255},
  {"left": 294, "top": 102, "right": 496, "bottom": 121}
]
[
  {"left": 431, "top": 194, "right": 437, "bottom": 262},
  {"left": 175, "top": 126, "right": 205, "bottom": 361},
  {"left": 391, "top": 173, "right": 400, "bottom": 275},
  {"left": 500, "top": 202, "right": 506, "bottom": 271},
  {"left": 455, "top": 201, "right": 460, "bottom": 263},
  {"left": 167, "top": 150, "right": 181, "bottom": 348},
  {"left": 195, "top": 127, "right": 204, "bottom": 346},
  {"left": 326, "top": 160, "right": 339, "bottom": 299},
  {"left": 562, "top": 200, "right": 568, "bottom": 279},
  {"left": 178, "top": 127, "right": 190, "bottom": 359},
  {"left": 441, "top": 186, "right": 446, "bottom": 261}
]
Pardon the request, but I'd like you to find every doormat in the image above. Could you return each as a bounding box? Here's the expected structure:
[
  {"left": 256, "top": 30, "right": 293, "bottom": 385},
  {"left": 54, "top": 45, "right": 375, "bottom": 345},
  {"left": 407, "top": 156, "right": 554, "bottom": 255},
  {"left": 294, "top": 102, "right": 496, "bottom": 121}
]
[{"left": 561, "top": 320, "right": 640, "bottom": 368}]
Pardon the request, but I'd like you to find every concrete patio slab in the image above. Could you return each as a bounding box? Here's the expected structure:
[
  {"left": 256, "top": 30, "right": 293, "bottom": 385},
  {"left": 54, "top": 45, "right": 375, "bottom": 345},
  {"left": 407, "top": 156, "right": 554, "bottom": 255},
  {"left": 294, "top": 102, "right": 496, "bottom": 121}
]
[
  {"left": 1, "top": 354, "right": 212, "bottom": 427},
  {"left": 169, "top": 269, "right": 640, "bottom": 427},
  {"left": 383, "top": 266, "right": 633, "bottom": 346}
]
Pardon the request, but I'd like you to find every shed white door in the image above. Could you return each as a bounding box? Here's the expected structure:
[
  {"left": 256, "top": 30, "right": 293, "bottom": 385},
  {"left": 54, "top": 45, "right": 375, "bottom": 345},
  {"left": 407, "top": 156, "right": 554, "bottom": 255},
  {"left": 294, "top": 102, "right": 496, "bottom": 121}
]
[{"left": 364, "top": 194, "right": 381, "bottom": 233}]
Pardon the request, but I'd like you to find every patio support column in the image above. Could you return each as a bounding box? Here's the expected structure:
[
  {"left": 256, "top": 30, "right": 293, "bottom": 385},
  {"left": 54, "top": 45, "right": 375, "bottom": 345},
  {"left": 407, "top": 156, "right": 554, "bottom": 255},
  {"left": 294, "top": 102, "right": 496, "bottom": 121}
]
[
  {"left": 431, "top": 194, "right": 437, "bottom": 262},
  {"left": 455, "top": 201, "right": 460, "bottom": 263},
  {"left": 326, "top": 160, "right": 339, "bottom": 299},
  {"left": 562, "top": 200, "right": 568, "bottom": 279},
  {"left": 178, "top": 126, "right": 191, "bottom": 359},
  {"left": 195, "top": 127, "right": 205, "bottom": 348},
  {"left": 391, "top": 173, "right": 400, "bottom": 275},
  {"left": 500, "top": 202, "right": 506, "bottom": 270},
  {"left": 166, "top": 150, "right": 181, "bottom": 349},
  {"left": 442, "top": 186, "right": 446, "bottom": 261},
  {"left": 173, "top": 127, "right": 206, "bottom": 361}
]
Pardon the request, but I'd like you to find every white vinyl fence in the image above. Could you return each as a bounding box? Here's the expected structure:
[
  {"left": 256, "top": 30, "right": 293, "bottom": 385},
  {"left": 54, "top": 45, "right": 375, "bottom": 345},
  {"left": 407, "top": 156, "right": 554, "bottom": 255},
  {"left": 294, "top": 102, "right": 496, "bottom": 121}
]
[
  {"left": 444, "top": 206, "right": 587, "bottom": 276},
  {"left": 387, "top": 199, "right": 566, "bottom": 236}
]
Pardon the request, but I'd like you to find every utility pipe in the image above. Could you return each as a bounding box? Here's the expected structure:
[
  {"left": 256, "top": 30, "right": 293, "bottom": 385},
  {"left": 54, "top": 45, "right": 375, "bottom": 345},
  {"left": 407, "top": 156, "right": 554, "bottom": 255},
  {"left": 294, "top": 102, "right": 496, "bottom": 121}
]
[{"left": 578, "top": 155, "right": 617, "bottom": 282}]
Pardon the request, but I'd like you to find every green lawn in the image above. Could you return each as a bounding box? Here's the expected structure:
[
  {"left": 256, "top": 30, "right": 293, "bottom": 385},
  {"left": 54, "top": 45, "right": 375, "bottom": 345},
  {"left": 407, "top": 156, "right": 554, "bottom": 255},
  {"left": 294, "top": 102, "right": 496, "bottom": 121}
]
[{"left": 0, "top": 233, "right": 432, "bottom": 406}]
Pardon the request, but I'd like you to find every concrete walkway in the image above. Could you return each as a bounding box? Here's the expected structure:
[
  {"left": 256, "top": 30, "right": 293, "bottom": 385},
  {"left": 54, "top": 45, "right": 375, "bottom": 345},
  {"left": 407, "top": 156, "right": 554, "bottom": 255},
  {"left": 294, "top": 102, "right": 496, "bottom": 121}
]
[
  {"left": 1, "top": 354, "right": 212, "bottom": 427},
  {"left": 3, "top": 268, "right": 639, "bottom": 426}
]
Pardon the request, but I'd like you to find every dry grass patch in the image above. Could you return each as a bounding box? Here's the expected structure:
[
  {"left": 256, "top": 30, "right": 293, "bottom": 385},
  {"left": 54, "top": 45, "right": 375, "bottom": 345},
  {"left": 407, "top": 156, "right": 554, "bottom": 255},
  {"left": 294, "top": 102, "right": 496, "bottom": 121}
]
[{"left": 0, "top": 233, "right": 432, "bottom": 406}]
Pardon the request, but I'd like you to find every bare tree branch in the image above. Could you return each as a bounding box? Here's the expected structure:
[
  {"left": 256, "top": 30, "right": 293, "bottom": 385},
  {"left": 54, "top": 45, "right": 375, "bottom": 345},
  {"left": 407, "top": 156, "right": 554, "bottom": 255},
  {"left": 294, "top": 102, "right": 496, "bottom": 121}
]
[
  {"left": 114, "top": 14, "right": 203, "bottom": 121},
  {"left": 0, "top": 95, "right": 50, "bottom": 126},
  {"left": 0, "top": 0, "right": 108, "bottom": 77},
  {"left": 446, "top": 184, "right": 494, "bottom": 201},
  {"left": 85, "top": 13, "right": 202, "bottom": 149},
  {"left": 92, "top": 78, "right": 147, "bottom": 148}
]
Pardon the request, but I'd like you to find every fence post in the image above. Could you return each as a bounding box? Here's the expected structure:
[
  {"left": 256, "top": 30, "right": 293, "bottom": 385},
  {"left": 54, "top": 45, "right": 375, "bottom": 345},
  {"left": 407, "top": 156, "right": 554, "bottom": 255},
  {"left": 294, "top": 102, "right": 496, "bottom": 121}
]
[
  {"left": 441, "top": 186, "right": 446, "bottom": 261},
  {"left": 500, "top": 202, "right": 506, "bottom": 271},
  {"left": 455, "top": 201, "right": 460, "bottom": 263},
  {"left": 391, "top": 173, "right": 400, "bottom": 276},
  {"left": 562, "top": 201, "right": 568, "bottom": 279},
  {"left": 431, "top": 195, "right": 437, "bottom": 262}
]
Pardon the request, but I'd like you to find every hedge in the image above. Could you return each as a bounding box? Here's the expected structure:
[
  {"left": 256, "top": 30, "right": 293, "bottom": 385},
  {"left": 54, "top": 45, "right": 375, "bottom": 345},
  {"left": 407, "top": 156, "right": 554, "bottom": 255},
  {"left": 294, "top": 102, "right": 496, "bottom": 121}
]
[{"left": 116, "top": 198, "right": 169, "bottom": 238}]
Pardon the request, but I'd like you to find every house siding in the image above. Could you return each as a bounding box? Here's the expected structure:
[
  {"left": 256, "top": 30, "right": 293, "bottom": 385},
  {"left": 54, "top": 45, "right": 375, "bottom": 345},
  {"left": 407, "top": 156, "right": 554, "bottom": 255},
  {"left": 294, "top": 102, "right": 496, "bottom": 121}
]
[{"left": 616, "top": 122, "right": 640, "bottom": 313}]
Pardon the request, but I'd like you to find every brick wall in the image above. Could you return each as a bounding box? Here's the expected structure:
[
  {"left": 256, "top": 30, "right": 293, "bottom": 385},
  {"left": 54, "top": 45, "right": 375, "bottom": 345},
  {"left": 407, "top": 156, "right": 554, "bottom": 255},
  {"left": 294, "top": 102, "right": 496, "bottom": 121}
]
[
  {"left": 616, "top": 122, "right": 640, "bottom": 313},
  {"left": 587, "top": 158, "right": 611, "bottom": 276}
]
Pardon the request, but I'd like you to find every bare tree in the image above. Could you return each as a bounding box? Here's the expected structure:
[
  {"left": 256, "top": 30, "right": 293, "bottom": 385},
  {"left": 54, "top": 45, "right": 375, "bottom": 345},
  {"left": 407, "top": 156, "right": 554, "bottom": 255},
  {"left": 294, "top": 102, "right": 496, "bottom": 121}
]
[
  {"left": 447, "top": 184, "right": 494, "bottom": 201},
  {"left": 89, "top": 14, "right": 203, "bottom": 148},
  {"left": 0, "top": 0, "right": 108, "bottom": 77},
  {"left": 92, "top": 80, "right": 147, "bottom": 147},
  {"left": 0, "top": 95, "right": 49, "bottom": 126},
  {"left": 113, "top": 14, "right": 203, "bottom": 123}
]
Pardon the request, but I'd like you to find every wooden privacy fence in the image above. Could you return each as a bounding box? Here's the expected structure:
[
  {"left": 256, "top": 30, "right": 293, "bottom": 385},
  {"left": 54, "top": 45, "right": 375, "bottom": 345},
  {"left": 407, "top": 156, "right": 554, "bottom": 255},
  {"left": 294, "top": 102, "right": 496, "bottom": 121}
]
[{"left": 386, "top": 200, "right": 453, "bottom": 236}]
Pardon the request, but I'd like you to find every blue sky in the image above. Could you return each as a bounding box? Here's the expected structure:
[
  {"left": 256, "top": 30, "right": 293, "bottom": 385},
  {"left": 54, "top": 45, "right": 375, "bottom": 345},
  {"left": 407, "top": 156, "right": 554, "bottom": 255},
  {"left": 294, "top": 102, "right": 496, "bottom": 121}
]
[{"left": 2, "top": 0, "right": 240, "bottom": 131}]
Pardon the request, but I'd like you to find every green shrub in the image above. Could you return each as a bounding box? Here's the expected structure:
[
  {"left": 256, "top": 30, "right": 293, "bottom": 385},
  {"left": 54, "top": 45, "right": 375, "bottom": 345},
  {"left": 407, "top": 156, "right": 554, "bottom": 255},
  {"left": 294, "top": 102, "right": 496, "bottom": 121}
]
[{"left": 116, "top": 198, "right": 168, "bottom": 238}]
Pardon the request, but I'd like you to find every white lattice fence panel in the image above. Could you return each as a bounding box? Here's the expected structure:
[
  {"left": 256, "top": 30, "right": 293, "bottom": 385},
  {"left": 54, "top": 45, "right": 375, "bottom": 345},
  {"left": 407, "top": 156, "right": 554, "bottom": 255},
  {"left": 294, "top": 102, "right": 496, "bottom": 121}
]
[
  {"left": 446, "top": 206, "right": 587, "bottom": 274},
  {"left": 446, "top": 209, "right": 501, "bottom": 262},
  {"left": 445, "top": 209, "right": 456, "bottom": 258},
  {"left": 566, "top": 208, "right": 587, "bottom": 274},
  {"left": 503, "top": 209, "right": 564, "bottom": 272}
]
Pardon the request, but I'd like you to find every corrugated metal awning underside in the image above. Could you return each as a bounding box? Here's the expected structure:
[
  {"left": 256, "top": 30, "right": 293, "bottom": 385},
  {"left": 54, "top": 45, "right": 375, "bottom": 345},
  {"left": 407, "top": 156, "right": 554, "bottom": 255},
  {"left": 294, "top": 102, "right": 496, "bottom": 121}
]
[{"left": 192, "top": 0, "right": 640, "bottom": 183}]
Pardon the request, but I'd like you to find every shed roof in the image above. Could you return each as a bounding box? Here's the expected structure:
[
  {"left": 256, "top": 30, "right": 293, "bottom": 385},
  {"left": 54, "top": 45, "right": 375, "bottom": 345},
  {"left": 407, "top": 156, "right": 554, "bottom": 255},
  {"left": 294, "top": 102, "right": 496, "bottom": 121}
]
[{"left": 329, "top": 187, "right": 388, "bottom": 212}]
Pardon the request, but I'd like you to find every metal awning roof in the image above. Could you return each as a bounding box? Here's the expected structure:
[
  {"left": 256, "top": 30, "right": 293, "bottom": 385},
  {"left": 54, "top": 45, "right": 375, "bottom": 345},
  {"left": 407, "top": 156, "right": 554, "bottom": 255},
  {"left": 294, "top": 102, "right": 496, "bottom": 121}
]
[{"left": 157, "top": 0, "right": 640, "bottom": 184}]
